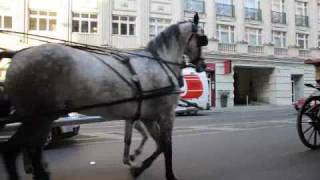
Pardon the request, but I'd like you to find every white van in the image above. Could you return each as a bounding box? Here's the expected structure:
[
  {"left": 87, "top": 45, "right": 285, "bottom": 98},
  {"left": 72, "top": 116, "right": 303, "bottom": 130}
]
[{"left": 176, "top": 67, "right": 210, "bottom": 115}]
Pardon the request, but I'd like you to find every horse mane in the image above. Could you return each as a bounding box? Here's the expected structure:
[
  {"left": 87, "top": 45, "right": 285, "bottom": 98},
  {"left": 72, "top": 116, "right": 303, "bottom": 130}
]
[{"left": 147, "top": 23, "right": 182, "bottom": 56}]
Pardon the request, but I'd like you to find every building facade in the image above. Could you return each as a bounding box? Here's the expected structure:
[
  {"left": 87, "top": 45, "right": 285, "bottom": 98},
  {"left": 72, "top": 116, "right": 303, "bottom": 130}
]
[{"left": 0, "top": 0, "right": 319, "bottom": 108}]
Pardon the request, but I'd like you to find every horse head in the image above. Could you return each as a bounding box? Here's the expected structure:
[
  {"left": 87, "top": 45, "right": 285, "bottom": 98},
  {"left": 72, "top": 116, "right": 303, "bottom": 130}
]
[
  {"left": 147, "top": 13, "right": 208, "bottom": 73},
  {"left": 181, "top": 13, "right": 208, "bottom": 72}
]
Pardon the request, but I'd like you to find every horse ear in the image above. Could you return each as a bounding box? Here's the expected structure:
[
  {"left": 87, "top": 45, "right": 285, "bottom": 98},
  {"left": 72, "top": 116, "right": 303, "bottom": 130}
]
[{"left": 193, "top": 12, "right": 199, "bottom": 26}]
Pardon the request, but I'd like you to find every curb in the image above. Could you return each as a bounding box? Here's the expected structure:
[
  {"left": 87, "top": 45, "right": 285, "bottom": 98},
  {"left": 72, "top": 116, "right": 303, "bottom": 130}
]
[{"left": 204, "top": 105, "right": 293, "bottom": 113}]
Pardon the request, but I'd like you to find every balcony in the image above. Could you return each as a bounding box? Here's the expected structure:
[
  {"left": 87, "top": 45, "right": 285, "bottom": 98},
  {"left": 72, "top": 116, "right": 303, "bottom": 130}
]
[
  {"left": 295, "top": 15, "right": 309, "bottom": 27},
  {"left": 216, "top": 3, "right": 235, "bottom": 17},
  {"left": 271, "top": 11, "right": 286, "bottom": 24},
  {"left": 245, "top": 8, "right": 262, "bottom": 21},
  {"left": 248, "top": 45, "right": 264, "bottom": 54},
  {"left": 274, "top": 48, "right": 288, "bottom": 56},
  {"left": 299, "top": 49, "right": 310, "bottom": 57},
  {"left": 218, "top": 43, "right": 236, "bottom": 53},
  {"left": 184, "top": 0, "right": 205, "bottom": 13}
]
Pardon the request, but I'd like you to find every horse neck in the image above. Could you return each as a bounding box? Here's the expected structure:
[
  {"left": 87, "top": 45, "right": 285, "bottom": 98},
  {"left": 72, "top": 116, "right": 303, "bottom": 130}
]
[{"left": 148, "top": 37, "right": 186, "bottom": 75}]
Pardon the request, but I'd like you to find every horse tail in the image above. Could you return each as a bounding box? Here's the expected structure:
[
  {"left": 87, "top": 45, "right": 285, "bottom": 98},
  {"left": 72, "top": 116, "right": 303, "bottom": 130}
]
[{"left": 0, "top": 50, "right": 16, "bottom": 60}]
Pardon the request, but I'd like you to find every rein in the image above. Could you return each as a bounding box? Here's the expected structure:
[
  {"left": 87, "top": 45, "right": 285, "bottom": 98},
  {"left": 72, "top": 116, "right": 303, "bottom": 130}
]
[
  {"left": 0, "top": 30, "right": 187, "bottom": 121},
  {"left": 0, "top": 30, "right": 185, "bottom": 67}
]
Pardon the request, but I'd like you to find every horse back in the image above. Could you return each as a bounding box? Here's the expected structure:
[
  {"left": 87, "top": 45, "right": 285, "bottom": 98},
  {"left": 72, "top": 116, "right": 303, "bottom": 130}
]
[{"left": 5, "top": 44, "right": 136, "bottom": 117}]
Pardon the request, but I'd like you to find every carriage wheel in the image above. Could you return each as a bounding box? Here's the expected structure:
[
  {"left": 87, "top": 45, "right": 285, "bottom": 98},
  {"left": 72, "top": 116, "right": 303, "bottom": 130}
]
[{"left": 297, "top": 96, "right": 320, "bottom": 149}]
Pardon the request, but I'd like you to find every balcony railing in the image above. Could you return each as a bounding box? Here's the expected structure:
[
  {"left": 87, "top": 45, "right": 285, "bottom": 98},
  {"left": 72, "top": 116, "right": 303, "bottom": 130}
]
[
  {"left": 216, "top": 3, "right": 235, "bottom": 17},
  {"left": 184, "top": 0, "right": 205, "bottom": 13},
  {"left": 271, "top": 11, "right": 286, "bottom": 24},
  {"left": 274, "top": 48, "right": 288, "bottom": 56},
  {"left": 248, "top": 46, "right": 264, "bottom": 54},
  {"left": 295, "top": 15, "right": 309, "bottom": 27},
  {"left": 218, "top": 43, "right": 236, "bottom": 53},
  {"left": 245, "top": 8, "right": 262, "bottom": 21},
  {"left": 299, "top": 49, "right": 310, "bottom": 57}
]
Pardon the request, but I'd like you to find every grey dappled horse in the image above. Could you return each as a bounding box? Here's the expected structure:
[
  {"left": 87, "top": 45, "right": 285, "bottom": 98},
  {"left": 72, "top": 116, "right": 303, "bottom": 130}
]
[{"left": 0, "top": 13, "right": 208, "bottom": 180}]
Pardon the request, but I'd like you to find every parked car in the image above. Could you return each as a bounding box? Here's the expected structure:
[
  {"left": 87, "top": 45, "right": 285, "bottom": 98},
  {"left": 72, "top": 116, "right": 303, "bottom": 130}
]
[
  {"left": 0, "top": 81, "right": 80, "bottom": 147},
  {"left": 293, "top": 97, "right": 306, "bottom": 111},
  {"left": 45, "top": 113, "right": 81, "bottom": 147}
]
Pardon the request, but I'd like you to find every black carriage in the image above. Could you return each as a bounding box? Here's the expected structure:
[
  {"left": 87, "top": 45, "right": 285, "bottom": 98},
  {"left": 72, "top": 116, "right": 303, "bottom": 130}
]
[
  {"left": 297, "top": 59, "right": 320, "bottom": 149},
  {"left": 297, "top": 83, "right": 320, "bottom": 149}
]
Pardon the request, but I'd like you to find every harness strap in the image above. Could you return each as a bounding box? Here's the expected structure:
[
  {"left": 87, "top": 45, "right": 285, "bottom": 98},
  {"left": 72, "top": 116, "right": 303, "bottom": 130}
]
[
  {"left": 148, "top": 49, "right": 182, "bottom": 88},
  {"left": 10, "top": 86, "right": 180, "bottom": 120},
  {"left": 92, "top": 52, "right": 144, "bottom": 121},
  {"left": 121, "top": 57, "right": 143, "bottom": 121},
  {"left": 90, "top": 53, "right": 137, "bottom": 90}
]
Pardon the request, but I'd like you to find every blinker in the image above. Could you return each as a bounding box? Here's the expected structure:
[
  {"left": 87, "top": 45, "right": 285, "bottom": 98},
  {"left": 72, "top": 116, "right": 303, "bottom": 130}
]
[{"left": 198, "top": 35, "right": 208, "bottom": 47}]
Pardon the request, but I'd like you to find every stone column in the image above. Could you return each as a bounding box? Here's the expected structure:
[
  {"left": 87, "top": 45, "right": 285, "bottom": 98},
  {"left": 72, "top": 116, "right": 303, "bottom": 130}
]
[
  {"left": 206, "top": 0, "right": 215, "bottom": 39},
  {"left": 308, "top": 0, "right": 318, "bottom": 49},
  {"left": 235, "top": 0, "right": 245, "bottom": 42},
  {"left": 236, "top": 42, "right": 248, "bottom": 54},
  {"left": 137, "top": 0, "right": 150, "bottom": 47},
  {"left": 173, "top": 0, "right": 184, "bottom": 22},
  {"left": 286, "top": 0, "right": 296, "bottom": 47},
  {"left": 261, "top": 0, "right": 272, "bottom": 44}
]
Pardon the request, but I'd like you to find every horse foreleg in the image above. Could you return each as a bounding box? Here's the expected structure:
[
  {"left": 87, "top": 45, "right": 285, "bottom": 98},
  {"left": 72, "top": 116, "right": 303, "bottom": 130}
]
[
  {"left": 129, "top": 121, "right": 148, "bottom": 162},
  {"left": 1, "top": 142, "right": 20, "bottom": 180},
  {"left": 27, "top": 118, "right": 53, "bottom": 180},
  {"left": 26, "top": 147, "right": 50, "bottom": 180},
  {"left": 159, "top": 114, "right": 178, "bottom": 180},
  {"left": 21, "top": 118, "right": 53, "bottom": 180},
  {"left": 130, "top": 120, "right": 161, "bottom": 178},
  {"left": 1, "top": 121, "right": 32, "bottom": 180},
  {"left": 123, "top": 120, "right": 133, "bottom": 165}
]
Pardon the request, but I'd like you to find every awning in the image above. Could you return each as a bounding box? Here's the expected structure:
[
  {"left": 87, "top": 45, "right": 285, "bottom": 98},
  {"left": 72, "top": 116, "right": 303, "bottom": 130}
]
[{"left": 304, "top": 58, "right": 320, "bottom": 65}]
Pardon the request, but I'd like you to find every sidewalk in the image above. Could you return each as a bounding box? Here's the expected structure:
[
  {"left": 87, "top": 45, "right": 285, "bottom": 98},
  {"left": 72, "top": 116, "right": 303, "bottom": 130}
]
[{"left": 207, "top": 105, "right": 293, "bottom": 113}]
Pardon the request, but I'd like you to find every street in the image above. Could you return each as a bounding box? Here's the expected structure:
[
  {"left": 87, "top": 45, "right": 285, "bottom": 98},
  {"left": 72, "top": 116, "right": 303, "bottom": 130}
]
[{"left": 1, "top": 106, "right": 320, "bottom": 180}]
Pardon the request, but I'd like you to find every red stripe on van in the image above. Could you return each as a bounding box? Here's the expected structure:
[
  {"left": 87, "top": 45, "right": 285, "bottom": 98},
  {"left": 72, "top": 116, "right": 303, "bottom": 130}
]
[{"left": 181, "top": 74, "right": 203, "bottom": 99}]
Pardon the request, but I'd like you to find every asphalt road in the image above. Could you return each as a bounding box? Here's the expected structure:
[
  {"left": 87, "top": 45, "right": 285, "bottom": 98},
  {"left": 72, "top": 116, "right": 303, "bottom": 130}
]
[{"left": 1, "top": 106, "right": 320, "bottom": 180}]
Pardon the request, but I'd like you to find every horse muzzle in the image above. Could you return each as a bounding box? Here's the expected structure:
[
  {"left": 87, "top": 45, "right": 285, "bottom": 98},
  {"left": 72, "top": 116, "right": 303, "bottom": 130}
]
[{"left": 195, "top": 59, "right": 206, "bottom": 72}]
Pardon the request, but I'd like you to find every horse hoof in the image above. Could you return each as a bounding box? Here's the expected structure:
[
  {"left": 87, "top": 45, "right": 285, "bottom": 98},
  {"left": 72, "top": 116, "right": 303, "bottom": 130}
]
[{"left": 130, "top": 167, "right": 143, "bottom": 178}]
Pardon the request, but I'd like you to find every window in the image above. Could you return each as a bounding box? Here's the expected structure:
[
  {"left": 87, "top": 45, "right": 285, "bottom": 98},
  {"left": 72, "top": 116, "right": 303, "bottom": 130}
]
[
  {"left": 217, "top": 0, "right": 232, "bottom": 4},
  {"left": 216, "top": 0, "right": 235, "bottom": 17},
  {"left": 272, "top": 0, "right": 285, "bottom": 12},
  {"left": 296, "top": 33, "right": 308, "bottom": 49},
  {"left": 295, "top": 1, "right": 308, "bottom": 26},
  {"left": 246, "top": 0, "right": 260, "bottom": 9},
  {"left": 245, "top": 0, "right": 262, "bottom": 21},
  {"left": 271, "top": 0, "right": 286, "bottom": 24},
  {"left": 216, "top": 24, "right": 234, "bottom": 44},
  {"left": 296, "top": 1, "right": 307, "bottom": 16},
  {"left": 72, "top": 12, "right": 98, "bottom": 33},
  {"left": 0, "top": 15, "right": 12, "bottom": 29},
  {"left": 246, "top": 28, "right": 262, "bottom": 46},
  {"left": 29, "top": 10, "right": 57, "bottom": 31},
  {"left": 272, "top": 31, "right": 286, "bottom": 48},
  {"left": 112, "top": 15, "right": 136, "bottom": 36},
  {"left": 318, "top": 4, "right": 320, "bottom": 23},
  {"left": 149, "top": 18, "right": 171, "bottom": 38},
  {"left": 185, "top": 0, "right": 205, "bottom": 13}
]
